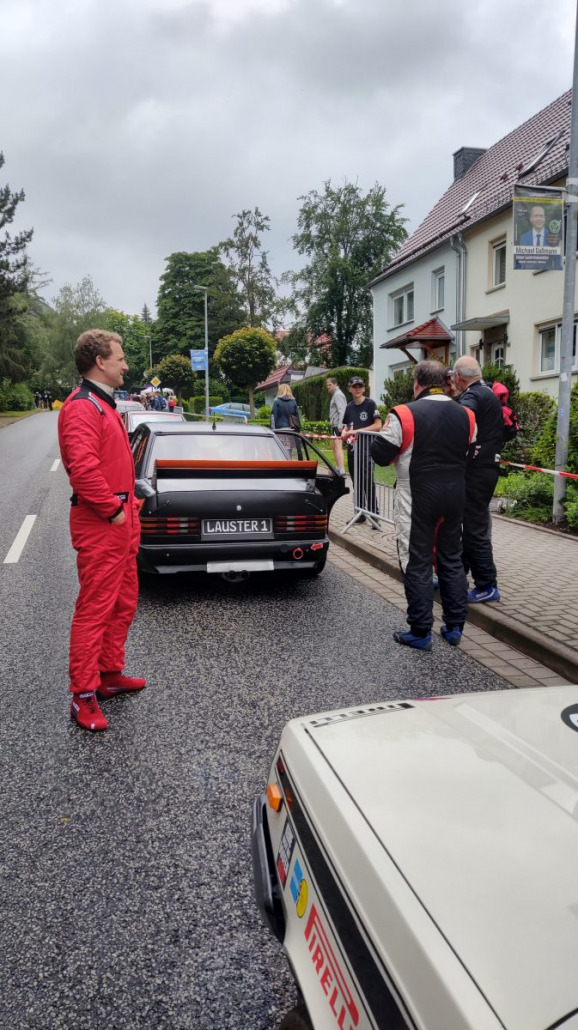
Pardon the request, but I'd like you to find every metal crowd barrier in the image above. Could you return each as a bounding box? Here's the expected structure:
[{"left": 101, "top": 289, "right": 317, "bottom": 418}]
[{"left": 341, "top": 430, "right": 394, "bottom": 534}]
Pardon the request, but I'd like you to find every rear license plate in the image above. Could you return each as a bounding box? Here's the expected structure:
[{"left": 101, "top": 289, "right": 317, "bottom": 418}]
[
  {"left": 202, "top": 518, "right": 273, "bottom": 539},
  {"left": 207, "top": 560, "right": 275, "bottom": 573}
]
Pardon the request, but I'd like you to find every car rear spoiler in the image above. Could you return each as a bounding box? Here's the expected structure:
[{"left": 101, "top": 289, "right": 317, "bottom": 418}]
[{"left": 154, "top": 459, "right": 318, "bottom": 479}]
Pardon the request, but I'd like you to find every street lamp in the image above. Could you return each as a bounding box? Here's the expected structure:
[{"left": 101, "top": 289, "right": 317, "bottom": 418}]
[{"left": 192, "top": 285, "right": 210, "bottom": 421}]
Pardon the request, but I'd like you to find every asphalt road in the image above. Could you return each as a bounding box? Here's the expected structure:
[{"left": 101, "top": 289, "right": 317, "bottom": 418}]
[{"left": 0, "top": 413, "right": 509, "bottom": 1030}]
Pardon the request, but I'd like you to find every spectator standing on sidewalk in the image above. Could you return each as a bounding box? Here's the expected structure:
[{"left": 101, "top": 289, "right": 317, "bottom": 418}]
[
  {"left": 325, "top": 377, "right": 347, "bottom": 475},
  {"left": 452, "top": 356, "right": 505, "bottom": 604},
  {"left": 371, "top": 360, "right": 477, "bottom": 650},
  {"left": 341, "top": 376, "right": 382, "bottom": 523}
]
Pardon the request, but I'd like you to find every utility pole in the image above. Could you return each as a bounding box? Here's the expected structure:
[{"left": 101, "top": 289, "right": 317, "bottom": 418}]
[
  {"left": 193, "top": 285, "right": 210, "bottom": 421},
  {"left": 554, "top": 2, "right": 578, "bottom": 521}
]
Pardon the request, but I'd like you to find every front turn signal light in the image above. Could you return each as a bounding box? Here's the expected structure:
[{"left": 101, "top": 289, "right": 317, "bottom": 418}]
[{"left": 266, "top": 783, "right": 283, "bottom": 812}]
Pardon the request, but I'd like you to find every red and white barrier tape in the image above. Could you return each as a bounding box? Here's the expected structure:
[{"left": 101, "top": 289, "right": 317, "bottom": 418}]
[
  {"left": 297, "top": 433, "right": 578, "bottom": 480},
  {"left": 500, "top": 460, "right": 578, "bottom": 481}
]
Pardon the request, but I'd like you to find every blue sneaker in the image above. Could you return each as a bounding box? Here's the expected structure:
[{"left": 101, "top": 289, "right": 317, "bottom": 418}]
[
  {"left": 467, "top": 585, "right": 500, "bottom": 604},
  {"left": 393, "top": 630, "right": 433, "bottom": 652},
  {"left": 441, "top": 625, "right": 462, "bottom": 646}
]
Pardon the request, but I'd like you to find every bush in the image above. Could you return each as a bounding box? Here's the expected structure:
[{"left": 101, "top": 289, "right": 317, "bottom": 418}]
[
  {"left": 189, "top": 395, "right": 223, "bottom": 414},
  {"left": 565, "top": 484, "right": 578, "bottom": 528},
  {"left": 533, "top": 379, "right": 578, "bottom": 475},
  {"left": 257, "top": 404, "right": 272, "bottom": 420},
  {"left": 0, "top": 380, "right": 35, "bottom": 412},
  {"left": 501, "top": 390, "right": 556, "bottom": 468},
  {"left": 292, "top": 367, "right": 369, "bottom": 420},
  {"left": 496, "top": 471, "right": 553, "bottom": 523},
  {"left": 382, "top": 368, "right": 414, "bottom": 407}
]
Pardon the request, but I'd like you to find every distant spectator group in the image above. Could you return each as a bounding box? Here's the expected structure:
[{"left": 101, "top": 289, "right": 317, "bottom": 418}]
[{"left": 34, "top": 390, "right": 52, "bottom": 409}]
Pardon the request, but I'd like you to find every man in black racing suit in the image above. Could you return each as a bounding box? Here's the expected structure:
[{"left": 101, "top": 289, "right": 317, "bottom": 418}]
[
  {"left": 371, "top": 361, "right": 476, "bottom": 651},
  {"left": 452, "top": 357, "right": 505, "bottom": 604}
]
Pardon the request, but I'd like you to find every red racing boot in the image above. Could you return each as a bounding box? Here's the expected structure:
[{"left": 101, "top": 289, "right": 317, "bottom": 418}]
[
  {"left": 97, "top": 671, "right": 147, "bottom": 700},
  {"left": 71, "top": 692, "right": 108, "bottom": 732}
]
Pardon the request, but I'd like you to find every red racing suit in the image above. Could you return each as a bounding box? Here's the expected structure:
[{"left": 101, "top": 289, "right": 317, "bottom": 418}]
[{"left": 58, "top": 379, "right": 140, "bottom": 694}]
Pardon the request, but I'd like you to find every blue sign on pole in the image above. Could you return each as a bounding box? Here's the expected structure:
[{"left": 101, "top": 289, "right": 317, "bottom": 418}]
[{"left": 190, "top": 349, "right": 206, "bottom": 372}]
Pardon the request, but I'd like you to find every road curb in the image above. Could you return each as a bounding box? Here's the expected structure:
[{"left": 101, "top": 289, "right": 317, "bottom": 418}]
[{"left": 329, "top": 527, "right": 578, "bottom": 684}]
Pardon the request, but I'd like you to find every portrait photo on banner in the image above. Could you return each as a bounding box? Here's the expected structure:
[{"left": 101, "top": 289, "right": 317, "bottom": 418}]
[{"left": 512, "top": 185, "right": 564, "bottom": 271}]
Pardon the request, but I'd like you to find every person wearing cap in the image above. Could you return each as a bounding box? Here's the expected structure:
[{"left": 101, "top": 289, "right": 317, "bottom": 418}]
[
  {"left": 451, "top": 357, "right": 505, "bottom": 604},
  {"left": 371, "top": 360, "right": 477, "bottom": 651},
  {"left": 341, "top": 376, "right": 382, "bottom": 523}
]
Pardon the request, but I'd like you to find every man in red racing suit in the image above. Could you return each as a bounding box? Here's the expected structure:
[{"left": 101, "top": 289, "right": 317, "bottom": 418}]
[{"left": 58, "top": 329, "right": 144, "bottom": 732}]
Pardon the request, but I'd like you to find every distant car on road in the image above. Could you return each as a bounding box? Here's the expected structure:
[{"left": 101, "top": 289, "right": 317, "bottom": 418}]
[
  {"left": 130, "top": 422, "right": 347, "bottom": 579},
  {"left": 253, "top": 684, "right": 578, "bottom": 1030},
  {"left": 115, "top": 399, "right": 145, "bottom": 414},
  {"left": 121, "top": 409, "right": 186, "bottom": 441},
  {"left": 208, "top": 402, "right": 251, "bottom": 420}
]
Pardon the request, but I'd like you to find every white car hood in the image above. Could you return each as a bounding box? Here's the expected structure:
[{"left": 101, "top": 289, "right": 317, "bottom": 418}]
[{"left": 304, "top": 686, "right": 578, "bottom": 1030}]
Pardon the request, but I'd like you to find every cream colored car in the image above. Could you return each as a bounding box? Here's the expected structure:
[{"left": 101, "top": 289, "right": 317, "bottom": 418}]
[{"left": 252, "top": 686, "right": 578, "bottom": 1030}]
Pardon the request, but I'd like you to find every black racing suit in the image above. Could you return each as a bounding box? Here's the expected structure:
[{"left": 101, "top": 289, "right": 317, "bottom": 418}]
[
  {"left": 371, "top": 391, "right": 476, "bottom": 635},
  {"left": 458, "top": 381, "right": 505, "bottom": 590}
]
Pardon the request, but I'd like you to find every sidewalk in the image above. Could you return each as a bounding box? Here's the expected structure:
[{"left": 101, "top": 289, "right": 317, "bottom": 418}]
[{"left": 330, "top": 487, "right": 578, "bottom": 684}]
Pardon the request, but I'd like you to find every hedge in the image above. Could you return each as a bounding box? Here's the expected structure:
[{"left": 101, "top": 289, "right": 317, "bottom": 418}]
[{"left": 292, "top": 367, "right": 370, "bottom": 420}]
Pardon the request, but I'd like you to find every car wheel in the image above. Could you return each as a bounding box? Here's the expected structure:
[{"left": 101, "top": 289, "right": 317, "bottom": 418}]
[
  {"left": 300, "top": 556, "right": 326, "bottom": 577},
  {"left": 279, "top": 1003, "right": 313, "bottom": 1030}
]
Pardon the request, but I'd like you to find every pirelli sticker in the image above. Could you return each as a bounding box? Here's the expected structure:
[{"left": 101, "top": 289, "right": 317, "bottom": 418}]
[{"left": 305, "top": 904, "right": 360, "bottom": 1028}]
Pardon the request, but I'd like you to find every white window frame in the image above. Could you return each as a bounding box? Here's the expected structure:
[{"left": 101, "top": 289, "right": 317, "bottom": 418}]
[
  {"left": 390, "top": 284, "right": 414, "bottom": 328},
  {"left": 491, "top": 344, "right": 505, "bottom": 368},
  {"left": 538, "top": 321, "right": 578, "bottom": 374},
  {"left": 431, "top": 268, "right": 445, "bottom": 312},
  {"left": 491, "top": 239, "right": 507, "bottom": 288}
]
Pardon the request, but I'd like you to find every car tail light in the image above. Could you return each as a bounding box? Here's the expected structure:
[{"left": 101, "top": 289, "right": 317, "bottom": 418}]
[
  {"left": 266, "top": 784, "right": 283, "bottom": 812},
  {"left": 140, "top": 516, "right": 200, "bottom": 535},
  {"left": 274, "top": 515, "right": 328, "bottom": 533}
]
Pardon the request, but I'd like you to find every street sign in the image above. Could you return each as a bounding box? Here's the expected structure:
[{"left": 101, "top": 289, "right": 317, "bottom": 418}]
[
  {"left": 190, "top": 349, "right": 206, "bottom": 372},
  {"left": 151, "top": 376, "right": 161, "bottom": 387}
]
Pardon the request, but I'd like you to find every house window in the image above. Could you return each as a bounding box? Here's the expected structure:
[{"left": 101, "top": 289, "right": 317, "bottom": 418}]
[
  {"left": 492, "top": 240, "right": 506, "bottom": 287},
  {"left": 492, "top": 344, "right": 505, "bottom": 368},
  {"left": 391, "top": 284, "right": 414, "bottom": 327},
  {"left": 539, "top": 327, "right": 557, "bottom": 372},
  {"left": 432, "top": 268, "right": 445, "bottom": 312},
  {"left": 538, "top": 322, "right": 578, "bottom": 373}
]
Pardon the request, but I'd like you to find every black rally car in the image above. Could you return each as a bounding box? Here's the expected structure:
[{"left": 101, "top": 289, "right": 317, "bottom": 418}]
[{"left": 131, "top": 422, "right": 347, "bottom": 578}]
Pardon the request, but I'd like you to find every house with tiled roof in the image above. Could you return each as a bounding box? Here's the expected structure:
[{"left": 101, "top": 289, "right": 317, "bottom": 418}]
[
  {"left": 256, "top": 364, "right": 306, "bottom": 405},
  {"left": 371, "top": 89, "right": 576, "bottom": 400}
]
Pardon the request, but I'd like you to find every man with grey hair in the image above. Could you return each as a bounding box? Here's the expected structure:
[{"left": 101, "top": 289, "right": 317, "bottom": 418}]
[
  {"left": 452, "top": 356, "right": 505, "bottom": 604},
  {"left": 371, "top": 360, "right": 476, "bottom": 650},
  {"left": 325, "top": 376, "right": 347, "bottom": 475}
]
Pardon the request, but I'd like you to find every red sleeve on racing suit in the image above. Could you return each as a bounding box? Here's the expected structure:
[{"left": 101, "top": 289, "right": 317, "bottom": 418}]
[{"left": 58, "top": 395, "right": 129, "bottom": 520}]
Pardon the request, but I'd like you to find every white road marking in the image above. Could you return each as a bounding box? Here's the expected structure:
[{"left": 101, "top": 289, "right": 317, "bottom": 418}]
[
  {"left": 3, "top": 515, "right": 38, "bottom": 564},
  {"left": 50, "top": 458, "right": 61, "bottom": 472}
]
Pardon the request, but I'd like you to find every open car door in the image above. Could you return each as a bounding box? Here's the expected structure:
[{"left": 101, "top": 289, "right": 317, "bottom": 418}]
[{"left": 274, "top": 430, "right": 348, "bottom": 511}]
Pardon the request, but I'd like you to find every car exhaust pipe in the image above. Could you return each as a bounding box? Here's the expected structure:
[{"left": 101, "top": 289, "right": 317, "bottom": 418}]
[
  {"left": 221, "top": 570, "right": 250, "bottom": 583},
  {"left": 292, "top": 548, "right": 304, "bottom": 560}
]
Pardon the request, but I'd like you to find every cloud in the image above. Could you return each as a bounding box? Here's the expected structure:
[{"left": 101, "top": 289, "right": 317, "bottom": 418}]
[{"left": 0, "top": 0, "right": 575, "bottom": 314}]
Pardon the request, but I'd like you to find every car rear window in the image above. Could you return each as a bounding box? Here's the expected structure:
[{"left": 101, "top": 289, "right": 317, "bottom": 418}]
[{"left": 148, "top": 432, "right": 286, "bottom": 471}]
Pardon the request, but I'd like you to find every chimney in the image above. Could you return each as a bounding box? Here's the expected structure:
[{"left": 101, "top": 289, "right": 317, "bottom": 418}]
[{"left": 453, "top": 147, "right": 486, "bottom": 180}]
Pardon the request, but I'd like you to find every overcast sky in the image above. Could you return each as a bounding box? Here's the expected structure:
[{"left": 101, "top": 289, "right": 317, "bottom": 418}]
[{"left": 1, "top": 0, "right": 576, "bottom": 317}]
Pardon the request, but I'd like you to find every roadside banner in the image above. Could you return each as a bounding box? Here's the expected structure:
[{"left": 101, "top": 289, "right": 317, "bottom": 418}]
[
  {"left": 190, "top": 349, "right": 206, "bottom": 372},
  {"left": 513, "top": 186, "right": 564, "bottom": 271}
]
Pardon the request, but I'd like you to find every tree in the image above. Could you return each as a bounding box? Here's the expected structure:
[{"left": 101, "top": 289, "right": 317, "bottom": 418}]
[
  {"left": 151, "top": 353, "right": 196, "bottom": 403},
  {"left": 43, "top": 276, "right": 107, "bottom": 389},
  {"left": 288, "top": 180, "right": 407, "bottom": 367},
  {"left": 0, "top": 152, "right": 34, "bottom": 378},
  {"left": 220, "top": 208, "right": 280, "bottom": 328},
  {"left": 102, "top": 309, "right": 150, "bottom": 392},
  {"left": 214, "top": 327, "right": 276, "bottom": 416},
  {"left": 141, "top": 303, "right": 153, "bottom": 324},
  {"left": 155, "top": 249, "right": 244, "bottom": 362}
]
